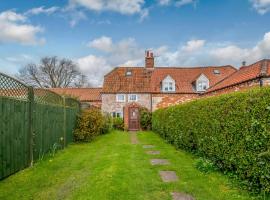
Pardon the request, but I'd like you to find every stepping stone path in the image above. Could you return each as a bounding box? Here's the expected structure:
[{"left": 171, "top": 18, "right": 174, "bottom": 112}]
[
  {"left": 143, "top": 145, "right": 155, "bottom": 149},
  {"left": 143, "top": 143, "right": 195, "bottom": 200},
  {"left": 171, "top": 192, "right": 195, "bottom": 200},
  {"left": 150, "top": 159, "right": 170, "bottom": 165},
  {"left": 159, "top": 171, "right": 179, "bottom": 182},
  {"left": 146, "top": 150, "right": 160, "bottom": 155},
  {"left": 130, "top": 131, "right": 139, "bottom": 144}
]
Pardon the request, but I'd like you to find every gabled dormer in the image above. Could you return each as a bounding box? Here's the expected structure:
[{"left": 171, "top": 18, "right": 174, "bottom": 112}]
[
  {"left": 196, "top": 74, "right": 209, "bottom": 92},
  {"left": 161, "top": 75, "right": 176, "bottom": 92}
]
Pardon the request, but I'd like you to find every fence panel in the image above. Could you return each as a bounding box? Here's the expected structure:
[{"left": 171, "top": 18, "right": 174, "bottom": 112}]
[
  {"left": 0, "top": 73, "right": 30, "bottom": 179},
  {"left": 0, "top": 72, "right": 80, "bottom": 179}
]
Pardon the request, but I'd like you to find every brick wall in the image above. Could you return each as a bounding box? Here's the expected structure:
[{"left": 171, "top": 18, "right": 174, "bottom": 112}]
[
  {"left": 101, "top": 93, "right": 151, "bottom": 115},
  {"left": 152, "top": 93, "right": 199, "bottom": 111}
]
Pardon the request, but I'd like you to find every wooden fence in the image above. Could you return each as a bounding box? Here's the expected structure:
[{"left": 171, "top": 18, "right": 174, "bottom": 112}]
[{"left": 0, "top": 72, "right": 80, "bottom": 179}]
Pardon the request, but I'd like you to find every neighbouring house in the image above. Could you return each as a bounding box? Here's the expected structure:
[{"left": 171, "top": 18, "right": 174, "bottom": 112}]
[
  {"left": 205, "top": 59, "right": 270, "bottom": 96},
  {"left": 101, "top": 51, "right": 237, "bottom": 130},
  {"left": 49, "top": 88, "right": 102, "bottom": 109}
]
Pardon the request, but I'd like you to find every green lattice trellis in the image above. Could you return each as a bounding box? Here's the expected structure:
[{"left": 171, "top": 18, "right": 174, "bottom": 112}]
[
  {"left": 0, "top": 72, "right": 29, "bottom": 101},
  {"left": 33, "top": 89, "right": 63, "bottom": 106}
]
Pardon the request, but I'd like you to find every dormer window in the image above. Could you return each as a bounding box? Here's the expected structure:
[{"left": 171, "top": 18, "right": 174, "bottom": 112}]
[
  {"left": 162, "top": 75, "right": 175, "bottom": 92},
  {"left": 196, "top": 74, "right": 209, "bottom": 92}
]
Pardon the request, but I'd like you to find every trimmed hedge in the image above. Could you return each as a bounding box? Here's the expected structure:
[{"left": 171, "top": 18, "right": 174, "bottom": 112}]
[{"left": 152, "top": 87, "right": 270, "bottom": 193}]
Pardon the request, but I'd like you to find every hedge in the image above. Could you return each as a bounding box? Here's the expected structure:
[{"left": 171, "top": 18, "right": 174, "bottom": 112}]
[{"left": 152, "top": 87, "right": 270, "bottom": 193}]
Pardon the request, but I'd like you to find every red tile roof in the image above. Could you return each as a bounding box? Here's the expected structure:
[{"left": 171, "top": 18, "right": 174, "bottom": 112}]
[
  {"left": 207, "top": 59, "right": 270, "bottom": 92},
  {"left": 49, "top": 88, "right": 102, "bottom": 102},
  {"left": 102, "top": 65, "right": 237, "bottom": 93}
]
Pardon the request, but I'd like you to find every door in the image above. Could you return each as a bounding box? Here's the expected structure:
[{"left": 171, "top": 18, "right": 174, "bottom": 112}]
[{"left": 129, "top": 107, "right": 140, "bottom": 131}]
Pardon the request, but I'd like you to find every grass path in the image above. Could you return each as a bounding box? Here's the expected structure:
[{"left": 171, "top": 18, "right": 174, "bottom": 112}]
[{"left": 0, "top": 131, "right": 262, "bottom": 200}]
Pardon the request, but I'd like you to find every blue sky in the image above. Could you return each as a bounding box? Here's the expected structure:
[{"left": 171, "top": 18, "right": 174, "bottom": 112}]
[{"left": 0, "top": 0, "right": 270, "bottom": 86}]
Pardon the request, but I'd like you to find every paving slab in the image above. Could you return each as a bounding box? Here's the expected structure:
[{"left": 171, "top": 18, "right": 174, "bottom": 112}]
[
  {"left": 146, "top": 150, "right": 160, "bottom": 155},
  {"left": 171, "top": 192, "right": 195, "bottom": 200},
  {"left": 159, "top": 171, "right": 179, "bottom": 182},
  {"left": 130, "top": 131, "right": 139, "bottom": 144},
  {"left": 143, "top": 145, "right": 155, "bottom": 149},
  {"left": 150, "top": 159, "right": 170, "bottom": 165}
]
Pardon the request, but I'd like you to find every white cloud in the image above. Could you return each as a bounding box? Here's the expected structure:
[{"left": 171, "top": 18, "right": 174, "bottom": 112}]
[
  {"left": 88, "top": 36, "right": 113, "bottom": 52},
  {"left": 251, "top": 0, "right": 270, "bottom": 14},
  {"left": 25, "top": 6, "right": 59, "bottom": 16},
  {"left": 182, "top": 39, "right": 205, "bottom": 52},
  {"left": 69, "top": 0, "right": 145, "bottom": 14},
  {"left": 210, "top": 32, "right": 270, "bottom": 64},
  {"left": 69, "top": 10, "right": 87, "bottom": 27},
  {"left": 68, "top": 0, "right": 148, "bottom": 20},
  {"left": 77, "top": 55, "right": 111, "bottom": 86},
  {"left": 158, "top": 0, "right": 196, "bottom": 7},
  {"left": 0, "top": 11, "right": 45, "bottom": 45}
]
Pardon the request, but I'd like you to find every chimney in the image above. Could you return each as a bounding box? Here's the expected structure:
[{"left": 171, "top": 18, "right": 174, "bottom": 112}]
[
  {"left": 242, "top": 61, "right": 246, "bottom": 67},
  {"left": 145, "top": 50, "right": 154, "bottom": 69}
]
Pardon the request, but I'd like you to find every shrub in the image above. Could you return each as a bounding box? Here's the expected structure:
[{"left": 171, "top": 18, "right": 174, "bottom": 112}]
[
  {"left": 112, "top": 117, "right": 124, "bottom": 130},
  {"left": 152, "top": 87, "right": 270, "bottom": 193},
  {"left": 101, "top": 113, "right": 113, "bottom": 134},
  {"left": 74, "top": 108, "right": 110, "bottom": 142},
  {"left": 139, "top": 107, "right": 152, "bottom": 130}
]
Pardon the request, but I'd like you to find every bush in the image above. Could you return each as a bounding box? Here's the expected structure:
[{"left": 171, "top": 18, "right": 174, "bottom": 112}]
[
  {"left": 101, "top": 113, "right": 113, "bottom": 134},
  {"left": 152, "top": 87, "right": 270, "bottom": 193},
  {"left": 139, "top": 107, "right": 152, "bottom": 130},
  {"left": 74, "top": 108, "right": 111, "bottom": 141},
  {"left": 112, "top": 117, "right": 124, "bottom": 130}
]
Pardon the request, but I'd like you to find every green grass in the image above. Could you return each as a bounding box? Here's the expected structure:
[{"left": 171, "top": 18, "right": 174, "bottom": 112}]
[{"left": 0, "top": 131, "right": 265, "bottom": 200}]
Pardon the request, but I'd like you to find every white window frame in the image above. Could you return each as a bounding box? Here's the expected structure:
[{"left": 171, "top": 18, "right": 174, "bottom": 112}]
[
  {"left": 162, "top": 75, "right": 175, "bottom": 92},
  {"left": 116, "top": 94, "right": 125, "bottom": 102},
  {"left": 128, "top": 94, "right": 138, "bottom": 102},
  {"left": 196, "top": 74, "right": 209, "bottom": 92}
]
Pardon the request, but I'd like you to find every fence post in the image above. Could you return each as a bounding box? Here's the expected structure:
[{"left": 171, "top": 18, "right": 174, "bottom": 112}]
[
  {"left": 63, "top": 96, "right": 67, "bottom": 147},
  {"left": 28, "top": 86, "right": 34, "bottom": 167}
]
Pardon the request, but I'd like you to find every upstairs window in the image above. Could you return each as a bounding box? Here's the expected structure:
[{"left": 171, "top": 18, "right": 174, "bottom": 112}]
[
  {"left": 196, "top": 74, "right": 209, "bottom": 92},
  {"left": 116, "top": 94, "right": 125, "bottom": 102},
  {"left": 128, "top": 94, "right": 138, "bottom": 102},
  {"left": 162, "top": 75, "right": 175, "bottom": 92},
  {"left": 197, "top": 81, "right": 208, "bottom": 91}
]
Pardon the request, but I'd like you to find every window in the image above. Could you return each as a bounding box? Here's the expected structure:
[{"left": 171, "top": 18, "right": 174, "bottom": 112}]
[
  {"left": 162, "top": 75, "right": 175, "bottom": 92},
  {"left": 111, "top": 112, "right": 123, "bottom": 118},
  {"left": 213, "top": 69, "right": 220, "bottom": 74},
  {"left": 197, "top": 81, "right": 208, "bottom": 91},
  {"left": 128, "top": 94, "right": 138, "bottom": 102},
  {"left": 116, "top": 94, "right": 125, "bottom": 102},
  {"left": 126, "top": 71, "right": 132, "bottom": 76}
]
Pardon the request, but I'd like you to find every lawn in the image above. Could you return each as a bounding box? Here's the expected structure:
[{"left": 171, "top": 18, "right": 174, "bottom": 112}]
[{"left": 0, "top": 131, "right": 263, "bottom": 200}]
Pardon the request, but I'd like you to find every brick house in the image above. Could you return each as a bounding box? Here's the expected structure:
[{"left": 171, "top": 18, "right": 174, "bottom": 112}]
[
  {"left": 49, "top": 88, "right": 102, "bottom": 109},
  {"left": 101, "top": 51, "right": 237, "bottom": 130},
  {"left": 204, "top": 59, "right": 270, "bottom": 96}
]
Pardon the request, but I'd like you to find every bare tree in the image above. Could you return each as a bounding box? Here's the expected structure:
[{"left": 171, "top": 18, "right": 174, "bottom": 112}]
[{"left": 18, "top": 56, "right": 89, "bottom": 88}]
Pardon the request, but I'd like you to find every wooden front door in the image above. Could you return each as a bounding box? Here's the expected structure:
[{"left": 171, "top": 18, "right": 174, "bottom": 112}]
[{"left": 129, "top": 107, "right": 140, "bottom": 131}]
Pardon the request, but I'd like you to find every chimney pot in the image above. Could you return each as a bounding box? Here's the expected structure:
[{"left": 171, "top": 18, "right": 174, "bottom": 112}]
[{"left": 242, "top": 61, "right": 246, "bottom": 67}]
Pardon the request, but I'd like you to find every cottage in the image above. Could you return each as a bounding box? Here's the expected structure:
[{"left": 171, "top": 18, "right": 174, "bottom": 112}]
[{"left": 101, "top": 51, "right": 237, "bottom": 130}]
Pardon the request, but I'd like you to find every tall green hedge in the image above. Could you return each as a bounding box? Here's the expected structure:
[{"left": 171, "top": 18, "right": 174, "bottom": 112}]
[{"left": 152, "top": 87, "right": 270, "bottom": 193}]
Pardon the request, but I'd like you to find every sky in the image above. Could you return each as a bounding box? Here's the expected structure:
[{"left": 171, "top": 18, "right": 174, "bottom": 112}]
[{"left": 0, "top": 0, "right": 270, "bottom": 86}]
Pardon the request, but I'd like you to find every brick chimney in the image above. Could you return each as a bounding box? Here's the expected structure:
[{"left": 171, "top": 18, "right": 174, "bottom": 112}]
[{"left": 145, "top": 50, "right": 154, "bottom": 69}]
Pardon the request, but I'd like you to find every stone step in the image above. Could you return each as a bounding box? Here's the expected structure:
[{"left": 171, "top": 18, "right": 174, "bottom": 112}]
[
  {"left": 146, "top": 150, "right": 160, "bottom": 155},
  {"left": 159, "top": 171, "right": 179, "bottom": 182},
  {"left": 150, "top": 159, "right": 170, "bottom": 165},
  {"left": 143, "top": 145, "right": 155, "bottom": 149},
  {"left": 171, "top": 192, "right": 195, "bottom": 200}
]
